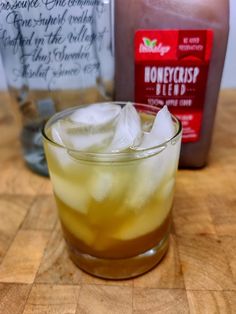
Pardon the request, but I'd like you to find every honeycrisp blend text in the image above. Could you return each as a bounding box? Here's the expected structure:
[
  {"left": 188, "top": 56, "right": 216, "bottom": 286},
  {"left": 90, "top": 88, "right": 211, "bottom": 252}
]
[
  {"left": 115, "top": 0, "right": 229, "bottom": 168},
  {"left": 135, "top": 30, "right": 213, "bottom": 143}
]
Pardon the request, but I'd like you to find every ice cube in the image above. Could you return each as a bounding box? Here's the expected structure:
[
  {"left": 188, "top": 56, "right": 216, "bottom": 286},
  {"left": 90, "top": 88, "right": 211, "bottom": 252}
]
[
  {"left": 140, "top": 105, "right": 175, "bottom": 148},
  {"left": 59, "top": 205, "right": 95, "bottom": 246},
  {"left": 89, "top": 171, "right": 113, "bottom": 202},
  {"left": 125, "top": 151, "right": 168, "bottom": 211},
  {"left": 154, "top": 177, "right": 175, "bottom": 213},
  {"left": 59, "top": 119, "right": 114, "bottom": 151},
  {"left": 70, "top": 103, "right": 121, "bottom": 127},
  {"left": 107, "top": 102, "right": 142, "bottom": 152},
  {"left": 48, "top": 122, "right": 74, "bottom": 167},
  {"left": 125, "top": 106, "right": 178, "bottom": 210},
  {"left": 152, "top": 105, "right": 176, "bottom": 139},
  {"left": 57, "top": 104, "right": 122, "bottom": 151},
  {"left": 112, "top": 199, "right": 170, "bottom": 240},
  {"left": 51, "top": 103, "right": 122, "bottom": 152},
  {"left": 50, "top": 172, "right": 90, "bottom": 214},
  {"left": 89, "top": 164, "right": 133, "bottom": 204},
  {"left": 51, "top": 122, "right": 64, "bottom": 145},
  {"left": 127, "top": 140, "right": 181, "bottom": 211}
]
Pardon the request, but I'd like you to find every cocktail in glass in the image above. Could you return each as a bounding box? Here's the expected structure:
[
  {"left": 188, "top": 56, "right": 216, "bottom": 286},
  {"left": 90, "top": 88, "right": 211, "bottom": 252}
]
[{"left": 43, "top": 102, "right": 182, "bottom": 279}]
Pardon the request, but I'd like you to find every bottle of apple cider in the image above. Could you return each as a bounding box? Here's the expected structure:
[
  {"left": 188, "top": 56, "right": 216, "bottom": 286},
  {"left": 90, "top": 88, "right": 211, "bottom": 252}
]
[{"left": 115, "top": 0, "right": 229, "bottom": 167}]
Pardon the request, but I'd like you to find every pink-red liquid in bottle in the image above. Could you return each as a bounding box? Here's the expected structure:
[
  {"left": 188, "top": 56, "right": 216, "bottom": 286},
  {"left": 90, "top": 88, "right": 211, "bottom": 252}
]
[{"left": 115, "top": 0, "right": 229, "bottom": 167}]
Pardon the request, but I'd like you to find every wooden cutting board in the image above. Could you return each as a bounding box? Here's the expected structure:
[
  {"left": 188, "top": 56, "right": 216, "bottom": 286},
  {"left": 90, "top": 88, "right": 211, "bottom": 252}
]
[{"left": 0, "top": 90, "right": 235, "bottom": 314}]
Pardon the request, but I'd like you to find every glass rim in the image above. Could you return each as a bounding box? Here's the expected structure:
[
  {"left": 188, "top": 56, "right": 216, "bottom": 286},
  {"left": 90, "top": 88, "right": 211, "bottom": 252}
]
[{"left": 42, "top": 102, "right": 182, "bottom": 160}]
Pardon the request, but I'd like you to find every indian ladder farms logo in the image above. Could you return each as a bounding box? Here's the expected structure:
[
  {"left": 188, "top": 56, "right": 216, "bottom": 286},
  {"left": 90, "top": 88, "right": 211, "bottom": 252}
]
[{"left": 140, "top": 37, "right": 171, "bottom": 56}]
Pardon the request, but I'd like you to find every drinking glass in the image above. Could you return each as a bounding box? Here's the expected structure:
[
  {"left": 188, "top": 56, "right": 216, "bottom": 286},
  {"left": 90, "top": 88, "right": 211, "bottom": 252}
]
[{"left": 43, "top": 102, "right": 182, "bottom": 279}]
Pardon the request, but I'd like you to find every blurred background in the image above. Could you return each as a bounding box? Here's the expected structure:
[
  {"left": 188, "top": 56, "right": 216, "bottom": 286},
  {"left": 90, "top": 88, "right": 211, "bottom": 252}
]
[{"left": 0, "top": 0, "right": 235, "bottom": 90}]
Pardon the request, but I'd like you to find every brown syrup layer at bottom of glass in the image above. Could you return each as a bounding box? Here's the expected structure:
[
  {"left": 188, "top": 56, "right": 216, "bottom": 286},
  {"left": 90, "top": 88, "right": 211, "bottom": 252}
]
[{"left": 60, "top": 212, "right": 171, "bottom": 260}]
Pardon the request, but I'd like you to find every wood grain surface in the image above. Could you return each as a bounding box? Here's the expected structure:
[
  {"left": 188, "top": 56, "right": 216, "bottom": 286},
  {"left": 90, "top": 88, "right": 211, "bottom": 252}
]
[{"left": 0, "top": 90, "right": 235, "bottom": 313}]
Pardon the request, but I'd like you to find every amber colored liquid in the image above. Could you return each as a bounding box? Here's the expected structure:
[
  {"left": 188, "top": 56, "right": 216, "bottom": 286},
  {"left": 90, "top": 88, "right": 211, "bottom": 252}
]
[{"left": 56, "top": 194, "right": 172, "bottom": 259}]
